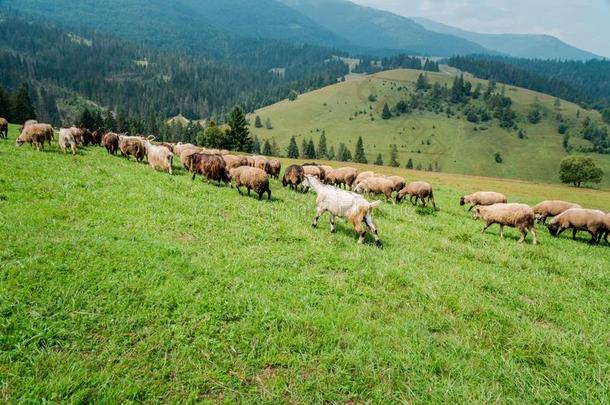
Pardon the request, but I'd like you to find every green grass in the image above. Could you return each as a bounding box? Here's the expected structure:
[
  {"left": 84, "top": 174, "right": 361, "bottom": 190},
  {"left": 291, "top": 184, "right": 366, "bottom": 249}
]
[
  {"left": 250, "top": 69, "right": 610, "bottom": 188},
  {"left": 1, "top": 124, "right": 609, "bottom": 402}
]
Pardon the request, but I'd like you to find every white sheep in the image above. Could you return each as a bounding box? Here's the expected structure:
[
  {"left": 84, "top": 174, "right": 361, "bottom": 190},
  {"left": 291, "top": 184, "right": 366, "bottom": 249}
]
[
  {"left": 58, "top": 128, "right": 77, "bottom": 155},
  {"left": 473, "top": 203, "right": 538, "bottom": 244},
  {"left": 302, "top": 175, "right": 382, "bottom": 247},
  {"left": 142, "top": 138, "right": 174, "bottom": 174}
]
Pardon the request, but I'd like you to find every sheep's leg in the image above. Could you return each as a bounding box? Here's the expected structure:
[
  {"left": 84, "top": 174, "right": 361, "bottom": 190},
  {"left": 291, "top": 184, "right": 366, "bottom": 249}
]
[
  {"left": 236, "top": 185, "right": 244, "bottom": 195},
  {"left": 499, "top": 225, "right": 505, "bottom": 238},
  {"left": 267, "top": 188, "right": 271, "bottom": 200},
  {"left": 556, "top": 227, "right": 566, "bottom": 237},
  {"left": 572, "top": 229, "right": 577, "bottom": 240},
  {"left": 518, "top": 227, "right": 526, "bottom": 243},
  {"left": 530, "top": 226, "right": 538, "bottom": 245},
  {"left": 468, "top": 205, "right": 475, "bottom": 212},
  {"left": 421, "top": 196, "right": 427, "bottom": 207},
  {"left": 588, "top": 231, "right": 598, "bottom": 245},
  {"left": 542, "top": 216, "right": 548, "bottom": 225},
  {"left": 247, "top": 187, "right": 251, "bottom": 196},
  {"left": 329, "top": 215, "right": 336, "bottom": 233},
  {"left": 312, "top": 207, "right": 324, "bottom": 228},
  {"left": 482, "top": 222, "right": 492, "bottom": 234}
]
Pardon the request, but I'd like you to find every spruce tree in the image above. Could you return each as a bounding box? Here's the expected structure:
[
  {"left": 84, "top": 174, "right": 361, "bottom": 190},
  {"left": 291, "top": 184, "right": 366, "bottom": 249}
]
[
  {"left": 262, "top": 140, "right": 272, "bottom": 156},
  {"left": 317, "top": 130, "right": 328, "bottom": 159},
  {"left": 254, "top": 115, "right": 263, "bottom": 128},
  {"left": 406, "top": 158, "right": 413, "bottom": 169},
  {"left": 327, "top": 145, "right": 336, "bottom": 160},
  {"left": 353, "top": 136, "right": 367, "bottom": 163},
  {"left": 389, "top": 144, "right": 400, "bottom": 167},
  {"left": 382, "top": 103, "right": 392, "bottom": 120},
  {"left": 11, "top": 83, "right": 36, "bottom": 125},
  {"left": 252, "top": 136, "right": 261, "bottom": 154},
  {"left": 77, "top": 107, "right": 95, "bottom": 129},
  {"left": 416, "top": 73, "right": 428, "bottom": 91},
  {"left": 287, "top": 136, "right": 299, "bottom": 158},
  {"left": 374, "top": 153, "right": 384, "bottom": 165},
  {"left": 265, "top": 117, "right": 273, "bottom": 129},
  {"left": 271, "top": 138, "right": 280, "bottom": 156},
  {"left": 227, "top": 106, "right": 252, "bottom": 152},
  {"left": 103, "top": 109, "right": 117, "bottom": 132},
  {"left": 301, "top": 139, "right": 308, "bottom": 158},
  {"left": 307, "top": 138, "right": 316, "bottom": 159},
  {"left": 0, "top": 86, "right": 11, "bottom": 121}
]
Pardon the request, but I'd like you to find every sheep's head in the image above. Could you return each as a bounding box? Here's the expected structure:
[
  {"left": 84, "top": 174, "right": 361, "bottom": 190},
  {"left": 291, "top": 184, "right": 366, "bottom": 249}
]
[
  {"left": 459, "top": 196, "right": 466, "bottom": 206},
  {"left": 472, "top": 207, "right": 482, "bottom": 220},
  {"left": 353, "top": 183, "right": 364, "bottom": 194},
  {"left": 15, "top": 136, "right": 25, "bottom": 147},
  {"left": 547, "top": 222, "right": 561, "bottom": 236},
  {"left": 301, "top": 175, "right": 314, "bottom": 189},
  {"left": 281, "top": 176, "right": 288, "bottom": 187}
]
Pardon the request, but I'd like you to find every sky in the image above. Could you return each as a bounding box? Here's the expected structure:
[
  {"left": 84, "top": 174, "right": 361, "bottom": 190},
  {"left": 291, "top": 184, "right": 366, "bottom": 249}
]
[{"left": 352, "top": 0, "right": 610, "bottom": 58}]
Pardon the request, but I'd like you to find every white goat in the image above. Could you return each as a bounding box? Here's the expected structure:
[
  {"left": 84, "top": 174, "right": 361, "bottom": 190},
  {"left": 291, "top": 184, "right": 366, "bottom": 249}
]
[
  {"left": 302, "top": 175, "right": 383, "bottom": 247},
  {"left": 142, "top": 138, "right": 174, "bottom": 175}
]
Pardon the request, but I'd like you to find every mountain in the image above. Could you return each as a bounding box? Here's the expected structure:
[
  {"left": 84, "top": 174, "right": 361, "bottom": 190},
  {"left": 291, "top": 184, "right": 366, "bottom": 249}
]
[
  {"left": 412, "top": 17, "right": 601, "bottom": 61},
  {"left": 278, "top": 0, "right": 491, "bottom": 56},
  {"left": 249, "top": 69, "right": 610, "bottom": 186}
]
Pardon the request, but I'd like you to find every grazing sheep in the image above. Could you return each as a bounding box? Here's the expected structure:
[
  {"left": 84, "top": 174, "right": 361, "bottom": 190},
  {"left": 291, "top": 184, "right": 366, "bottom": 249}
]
[
  {"left": 597, "top": 214, "right": 610, "bottom": 245},
  {"left": 473, "top": 203, "right": 538, "bottom": 244},
  {"left": 222, "top": 154, "right": 249, "bottom": 169},
  {"left": 91, "top": 129, "right": 104, "bottom": 146},
  {"left": 80, "top": 128, "right": 93, "bottom": 146},
  {"left": 252, "top": 156, "right": 270, "bottom": 171},
  {"left": 180, "top": 148, "right": 202, "bottom": 170},
  {"left": 532, "top": 200, "right": 582, "bottom": 224},
  {"left": 102, "top": 132, "right": 119, "bottom": 155},
  {"left": 173, "top": 142, "right": 198, "bottom": 156},
  {"left": 354, "top": 177, "right": 396, "bottom": 201},
  {"left": 157, "top": 142, "right": 175, "bottom": 153},
  {"left": 460, "top": 191, "right": 507, "bottom": 211},
  {"left": 19, "top": 119, "right": 38, "bottom": 133},
  {"left": 282, "top": 164, "right": 305, "bottom": 191},
  {"left": 58, "top": 128, "right": 77, "bottom": 155},
  {"left": 0, "top": 117, "right": 8, "bottom": 139},
  {"left": 326, "top": 167, "right": 358, "bottom": 189},
  {"left": 118, "top": 135, "right": 146, "bottom": 162},
  {"left": 352, "top": 171, "right": 376, "bottom": 189},
  {"left": 302, "top": 175, "right": 382, "bottom": 247},
  {"left": 302, "top": 164, "right": 323, "bottom": 179},
  {"left": 319, "top": 165, "right": 334, "bottom": 183},
  {"left": 266, "top": 159, "right": 282, "bottom": 179},
  {"left": 386, "top": 176, "right": 406, "bottom": 193},
  {"left": 142, "top": 139, "right": 173, "bottom": 174},
  {"left": 246, "top": 156, "right": 256, "bottom": 167},
  {"left": 16, "top": 123, "right": 53, "bottom": 151},
  {"left": 547, "top": 208, "right": 606, "bottom": 244},
  {"left": 396, "top": 181, "right": 436, "bottom": 209},
  {"left": 190, "top": 153, "right": 231, "bottom": 185},
  {"left": 229, "top": 166, "right": 271, "bottom": 200}
]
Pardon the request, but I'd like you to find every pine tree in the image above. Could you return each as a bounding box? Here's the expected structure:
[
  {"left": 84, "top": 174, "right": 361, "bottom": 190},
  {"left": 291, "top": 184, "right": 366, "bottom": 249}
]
[
  {"left": 103, "top": 109, "right": 117, "bottom": 132},
  {"left": 337, "top": 143, "right": 352, "bottom": 161},
  {"left": 389, "top": 144, "right": 400, "bottom": 167},
  {"left": 381, "top": 103, "right": 392, "bottom": 120},
  {"left": 301, "top": 139, "right": 308, "bottom": 158},
  {"left": 11, "top": 83, "right": 36, "bottom": 125},
  {"left": 227, "top": 106, "right": 252, "bottom": 152},
  {"left": 271, "top": 138, "right": 280, "bottom": 157},
  {"left": 0, "top": 86, "right": 12, "bottom": 121},
  {"left": 416, "top": 73, "right": 428, "bottom": 91},
  {"left": 406, "top": 158, "right": 413, "bottom": 169},
  {"left": 327, "top": 145, "right": 336, "bottom": 160},
  {"left": 374, "top": 153, "right": 384, "bottom": 165},
  {"left": 306, "top": 138, "right": 316, "bottom": 159},
  {"left": 262, "top": 140, "right": 272, "bottom": 156},
  {"left": 317, "top": 130, "right": 328, "bottom": 159},
  {"left": 254, "top": 115, "right": 263, "bottom": 128},
  {"left": 353, "top": 136, "right": 367, "bottom": 163},
  {"left": 252, "top": 136, "right": 261, "bottom": 154},
  {"left": 77, "top": 107, "right": 95, "bottom": 129},
  {"left": 265, "top": 117, "right": 273, "bottom": 130},
  {"left": 287, "top": 136, "right": 299, "bottom": 158}
]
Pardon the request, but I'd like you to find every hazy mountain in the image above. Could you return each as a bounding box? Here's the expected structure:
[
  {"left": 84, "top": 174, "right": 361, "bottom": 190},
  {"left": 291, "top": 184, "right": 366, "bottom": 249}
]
[
  {"left": 277, "top": 0, "right": 492, "bottom": 56},
  {"left": 412, "top": 17, "right": 601, "bottom": 61}
]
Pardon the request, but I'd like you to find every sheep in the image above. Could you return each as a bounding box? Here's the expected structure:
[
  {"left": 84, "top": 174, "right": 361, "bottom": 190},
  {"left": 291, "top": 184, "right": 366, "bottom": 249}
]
[
  {"left": 386, "top": 175, "right": 406, "bottom": 193},
  {"left": 473, "top": 203, "right": 538, "bottom": 244},
  {"left": 80, "top": 128, "right": 93, "bottom": 146},
  {"left": 319, "top": 165, "right": 334, "bottom": 183},
  {"left": 19, "top": 119, "right": 38, "bottom": 133},
  {"left": 597, "top": 214, "right": 610, "bottom": 245},
  {"left": 302, "top": 164, "right": 323, "bottom": 179},
  {"left": 532, "top": 200, "right": 582, "bottom": 224},
  {"left": 58, "top": 128, "right": 77, "bottom": 155},
  {"left": 173, "top": 142, "right": 198, "bottom": 156},
  {"left": 222, "top": 154, "right": 249, "bottom": 169},
  {"left": 302, "top": 175, "right": 382, "bottom": 247},
  {"left": 157, "top": 142, "right": 175, "bottom": 153},
  {"left": 266, "top": 158, "right": 282, "bottom": 179},
  {"left": 118, "top": 135, "right": 146, "bottom": 162},
  {"left": 282, "top": 164, "right": 304, "bottom": 191},
  {"left": 16, "top": 123, "right": 53, "bottom": 151},
  {"left": 253, "top": 155, "right": 270, "bottom": 171},
  {"left": 460, "top": 191, "right": 507, "bottom": 211},
  {"left": 326, "top": 167, "right": 358, "bottom": 189},
  {"left": 229, "top": 166, "right": 271, "bottom": 200},
  {"left": 91, "top": 129, "right": 104, "bottom": 146},
  {"left": 180, "top": 148, "right": 202, "bottom": 170},
  {"left": 102, "top": 132, "right": 119, "bottom": 155},
  {"left": 547, "top": 208, "right": 607, "bottom": 244},
  {"left": 246, "top": 156, "right": 256, "bottom": 167},
  {"left": 396, "top": 181, "right": 436, "bottom": 209},
  {"left": 190, "top": 153, "right": 231, "bottom": 186},
  {"left": 142, "top": 139, "right": 173, "bottom": 174},
  {"left": 0, "top": 117, "right": 7, "bottom": 139},
  {"left": 352, "top": 171, "right": 376, "bottom": 189},
  {"left": 354, "top": 176, "right": 396, "bottom": 201}
]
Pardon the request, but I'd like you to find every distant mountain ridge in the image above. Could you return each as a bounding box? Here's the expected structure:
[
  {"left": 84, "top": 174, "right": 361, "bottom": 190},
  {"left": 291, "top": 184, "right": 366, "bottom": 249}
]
[{"left": 412, "top": 17, "right": 601, "bottom": 61}]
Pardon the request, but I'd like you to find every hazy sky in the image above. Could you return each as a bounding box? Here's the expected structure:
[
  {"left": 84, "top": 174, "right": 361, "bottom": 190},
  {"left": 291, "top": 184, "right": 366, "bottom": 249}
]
[{"left": 352, "top": 0, "right": 610, "bottom": 57}]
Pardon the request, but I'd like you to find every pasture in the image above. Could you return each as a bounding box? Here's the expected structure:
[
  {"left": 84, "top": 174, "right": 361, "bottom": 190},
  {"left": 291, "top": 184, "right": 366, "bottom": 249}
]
[{"left": 1, "top": 124, "right": 609, "bottom": 402}]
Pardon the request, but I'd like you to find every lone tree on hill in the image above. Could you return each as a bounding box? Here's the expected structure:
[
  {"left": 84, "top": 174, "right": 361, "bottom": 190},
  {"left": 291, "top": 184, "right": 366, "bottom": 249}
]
[
  {"left": 254, "top": 115, "right": 263, "bottom": 128},
  {"left": 406, "top": 158, "right": 413, "bottom": 169},
  {"left": 374, "top": 153, "right": 384, "bottom": 165},
  {"left": 11, "top": 83, "right": 36, "bottom": 125},
  {"left": 353, "top": 136, "right": 367, "bottom": 163},
  {"left": 265, "top": 117, "right": 273, "bottom": 129},
  {"left": 287, "top": 136, "right": 299, "bottom": 158},
  {"left": 227, "top": 106, "right": 252, "bottom": 152},
  {"left": 288, "top": 90, "right": 299, "bottom": 101},
  {"left": 381, "top": 103, "right": 392, "bottom": 120},
  {"left": 559, "top": 156, "right": 603, "bottom": 187},
  {"left": 389, "top": 144, "right": 400, "bottom": 167},
  {"left": 262, "top": 140, "right": 272, "bottom": 156}
]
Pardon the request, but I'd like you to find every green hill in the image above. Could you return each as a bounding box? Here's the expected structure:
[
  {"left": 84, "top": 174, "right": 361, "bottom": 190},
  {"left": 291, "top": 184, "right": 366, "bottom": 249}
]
[
  {"left": 250, "top": 69, "right": 610, "bottom": 188},
  {"left": 1, "top": 123, "right": 610, "bottom": 402}
]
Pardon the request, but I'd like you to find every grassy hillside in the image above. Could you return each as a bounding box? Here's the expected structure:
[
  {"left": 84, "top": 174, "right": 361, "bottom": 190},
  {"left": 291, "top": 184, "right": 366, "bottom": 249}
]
[
  {"left": 1, "top": 124, "right": 609, "bottom": 402},
  {"left": 250, "top": 69, "right": 610, "bottom": 188}
]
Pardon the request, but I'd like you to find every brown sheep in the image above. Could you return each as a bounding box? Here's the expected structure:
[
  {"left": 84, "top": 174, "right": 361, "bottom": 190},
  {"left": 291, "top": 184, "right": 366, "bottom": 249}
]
[
  {"left": 230, "top": 166, "right": 271, "bottom": 200},
  {"left": 597, "top": 214, "right": 610, "bottom": 245},
  {"left": 16, "top": 124, "right": 53, "bottom": 151},
  {"left": 352, "top": 171, "right": 376, "bottom": 189},
  {"left": 547, "top": 208, "right": 606, "bottom": 244},
  {"left": 354, "top": 177, "right": 395, "bottom": 201},
  {"left": 0, "top": 117, "right": 8, "bottom": 139},
  {"left": 319, "top": 165, "right": 334, "bottom": 184},
  {"left": 282, "top": 164, "right": 304, "bottom": 191},
  {"left": 386, "top": 176, "right": 406, "bottom": 193},
  {"left": 532, "top": 200, "right": 582, "bottom": 224},
  {"left": 302, "top": 164, "right": 323, "bottom": 179},
  {"left": 396, "top": 181, "right": 436, "bottom": 209},
  {"left": 222, "top": 154, "right": 249, "bottom": 169},
  {"left": 58, "top": 128, "right": 77, "bottom": 155},
  {"left": 180, "top": 148, "right": 202, "bottom": 170},
  {"left": 326, "top": 167, "right": 357, "bottom": 189},
  {"left": 473, "top": 203, "right": 538, "bottom": 244},
  {"left": 460, "top": 191, "right": 507, "bottom": 211},
  {"left": 173, "top": 142, "right": 198, "bottom": 157},
  {"left": 118, "top": 135, "right": 146, "bottom": 162},
  {"left": 190, "top": 153, "right": 231, "bottom": 185},
  {"left": 157, "top": 142, "right": 175, "bottom": 153},
  {"left": 91, "top": 129, "right": 104, "bottom": 146},
  {"left": 102, "top": 132, "right": 119, "bottom": 155},
  {"left": 252, "top": 156, "right": 270, "bottom": 171},
  {"left": 81, "top": 128, "right": 93, "bottom": 146},
  {"left": 266, "top": 159, "right": 282, "bottom": 179}
]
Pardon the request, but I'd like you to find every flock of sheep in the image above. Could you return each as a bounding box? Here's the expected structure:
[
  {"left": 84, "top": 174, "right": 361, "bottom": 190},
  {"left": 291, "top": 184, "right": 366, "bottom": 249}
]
[{"left": 9, "top": 119, "right": 610, "bottom": 248}]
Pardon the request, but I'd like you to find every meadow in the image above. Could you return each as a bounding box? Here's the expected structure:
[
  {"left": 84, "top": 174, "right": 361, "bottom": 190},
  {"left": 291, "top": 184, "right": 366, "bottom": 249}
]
[
  {"left": 250, "top": 69, "right": 610, "bottom": 188},
  {"left": 1, "top": 124, "right": 609, "bottom": 403}
]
